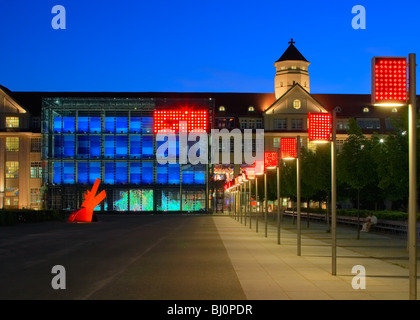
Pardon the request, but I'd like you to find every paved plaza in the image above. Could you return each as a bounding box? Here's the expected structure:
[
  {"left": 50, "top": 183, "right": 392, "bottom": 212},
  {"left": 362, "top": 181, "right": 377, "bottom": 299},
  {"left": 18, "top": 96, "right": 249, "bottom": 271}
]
[{"left": 0, "top": 213, "right": 418, "bottom": 300}]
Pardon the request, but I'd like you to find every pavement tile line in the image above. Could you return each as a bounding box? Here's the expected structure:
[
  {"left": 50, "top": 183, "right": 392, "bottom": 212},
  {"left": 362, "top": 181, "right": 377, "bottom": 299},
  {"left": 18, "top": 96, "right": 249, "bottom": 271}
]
[{"left": 212, "top": 216, "right": 417, "bottom": 300}]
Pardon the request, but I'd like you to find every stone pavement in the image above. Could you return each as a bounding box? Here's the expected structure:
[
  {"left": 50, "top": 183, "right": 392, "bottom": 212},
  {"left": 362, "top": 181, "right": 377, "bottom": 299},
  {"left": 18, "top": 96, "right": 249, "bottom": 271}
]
[{"left": 212, "top": 213, "right": 420, "bottom": 300}]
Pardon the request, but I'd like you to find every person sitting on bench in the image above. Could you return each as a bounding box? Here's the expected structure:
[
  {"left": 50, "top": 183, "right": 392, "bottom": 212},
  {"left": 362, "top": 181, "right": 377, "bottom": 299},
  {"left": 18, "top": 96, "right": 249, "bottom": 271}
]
[{"left": 361, "top": 213, "right": 377, "bottom": 232}]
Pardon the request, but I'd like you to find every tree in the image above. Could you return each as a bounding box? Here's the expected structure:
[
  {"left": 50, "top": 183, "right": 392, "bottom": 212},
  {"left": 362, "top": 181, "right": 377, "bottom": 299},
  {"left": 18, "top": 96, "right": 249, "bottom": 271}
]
[{"left": 337, "top": 118, "right": 377, "bottom": 239}]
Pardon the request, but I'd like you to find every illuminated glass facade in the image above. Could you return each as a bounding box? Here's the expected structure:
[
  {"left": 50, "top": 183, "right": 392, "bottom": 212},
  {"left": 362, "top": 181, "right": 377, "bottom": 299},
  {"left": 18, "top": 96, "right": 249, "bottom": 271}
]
[{"left": 42, "top": 97, "right": 213, "bottom": 212}]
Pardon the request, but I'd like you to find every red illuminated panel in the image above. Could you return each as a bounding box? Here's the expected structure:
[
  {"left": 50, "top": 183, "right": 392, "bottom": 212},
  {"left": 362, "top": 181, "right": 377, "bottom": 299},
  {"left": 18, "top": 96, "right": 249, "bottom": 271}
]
[
  {"left": 264, "top": 151, "right": 278, "bottom": 169},
  {"left": 372, "top": 57, "right": 407, "bottom": 104},
  {"left": 245, "top": 166, "right": 256, "bottom": 179},
  {"left": 153, "top": 109, "right": 208, "bottom": 133},
  {"left": 308, "top": 113, "right": 331, "bottom": 142},
  {"left": 281, "top": 138, "right": 297, "bottom": 159},
  {"left": 254, "top": 160, "right": 265, "bottom": 175}
]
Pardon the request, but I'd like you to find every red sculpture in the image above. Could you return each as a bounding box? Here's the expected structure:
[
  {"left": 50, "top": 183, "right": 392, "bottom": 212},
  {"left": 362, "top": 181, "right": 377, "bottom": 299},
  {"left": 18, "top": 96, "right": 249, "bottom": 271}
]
[{"left": 68, "top": 178, "right": 106, "bottom": 223}]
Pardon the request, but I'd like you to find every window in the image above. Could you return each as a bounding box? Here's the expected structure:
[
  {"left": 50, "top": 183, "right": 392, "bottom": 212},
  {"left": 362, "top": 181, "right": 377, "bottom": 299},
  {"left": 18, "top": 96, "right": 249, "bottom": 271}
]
[
  {"left": 6, "top": 137, "right": 19, "bottom": 152},
  {"left": 291, "top": 66, "right": 297, "bottom": 70},
  {"left": 6, "top": 161, "right": 19, "bottom": 178},
  {"left": 31, "top": 162, "right": 42, "bottom": 178},
  {"left": 31, "top": 117, "right": 41, "bottom": 129},
  {"left": 363, "top": 107, "right": 370, "bottom": 113},
  {"left": 219, "top": 106, "right": 225, "bottom": 112},
  {"left": 291, "top": 119, "right": 303, "bottom": 129},
  {"left": 248, "top": 106, "right": 255, "bottom": 112},
  {"left": 31, "top": 138, "right": 41, "bottom": 152},
  {"left": 274, "top": 119, "right": 287, "bottom": 130},
  {"left": 356, "top": 118, "right": 381, "bottom": 129},
  {"left": 30, "top": 189, "right": 41, "bottom": 206},
  {"left": 334, "top": 106, "right": 342, "bottom": 113},
  {"left": 392, "top": 107, "right": 398, "bottom": 113},
  {"left": 293, "top": 99, "right": 301, "bottom": 109},
  {"left": 280, "top": 82, "right": 284, "bottom": 87},
  {"left": 6, "top": 117, "right": 19, "bottom": 128},
  {"left": 273, "top": 138, "right": 280, "bottom": 148}
]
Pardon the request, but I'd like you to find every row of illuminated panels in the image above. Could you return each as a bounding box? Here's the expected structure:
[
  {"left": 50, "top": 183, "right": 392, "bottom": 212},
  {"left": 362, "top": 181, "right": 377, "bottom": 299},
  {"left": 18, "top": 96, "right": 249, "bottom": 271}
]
[
  {"left": 89, "top": 189, "right": 206, "bottom": 212},
  {"left": 50, "top": 135, "right": 200, "bottom": 159},
  {"left": 49, "top": 162, "right": 206, "bottom": 185}
]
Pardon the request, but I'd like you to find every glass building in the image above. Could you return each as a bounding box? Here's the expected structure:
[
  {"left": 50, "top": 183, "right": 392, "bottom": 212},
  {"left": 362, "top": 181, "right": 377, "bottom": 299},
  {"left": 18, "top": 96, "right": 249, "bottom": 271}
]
[{"left": 42, "top": 97, "right": 213, "bottom": 212}]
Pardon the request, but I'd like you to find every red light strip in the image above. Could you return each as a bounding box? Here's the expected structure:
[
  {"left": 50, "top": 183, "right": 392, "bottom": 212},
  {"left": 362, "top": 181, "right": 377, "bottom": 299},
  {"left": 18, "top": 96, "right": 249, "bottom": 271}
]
[{"left": 153, "top": 109, "right": 208, "bottom": 133}]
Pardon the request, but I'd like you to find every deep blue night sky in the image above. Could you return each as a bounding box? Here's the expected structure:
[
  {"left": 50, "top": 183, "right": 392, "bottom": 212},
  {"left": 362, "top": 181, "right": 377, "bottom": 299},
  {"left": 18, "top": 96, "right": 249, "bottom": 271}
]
[{"left": 1, "top": 0, "right": 419, "bottom": 94}]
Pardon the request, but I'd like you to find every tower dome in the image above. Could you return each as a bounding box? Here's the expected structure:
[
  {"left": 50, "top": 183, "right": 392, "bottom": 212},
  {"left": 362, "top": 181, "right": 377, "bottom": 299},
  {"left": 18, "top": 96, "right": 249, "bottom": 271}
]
[{"left": 274, "top": 39, "right": 310, "bottom": 99}]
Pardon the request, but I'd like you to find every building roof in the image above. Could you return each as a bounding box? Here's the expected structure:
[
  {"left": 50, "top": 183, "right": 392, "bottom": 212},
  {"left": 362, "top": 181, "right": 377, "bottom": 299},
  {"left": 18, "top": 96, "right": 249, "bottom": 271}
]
[{"left": 275, "top": 42, "right": 308, "bottom": 63}]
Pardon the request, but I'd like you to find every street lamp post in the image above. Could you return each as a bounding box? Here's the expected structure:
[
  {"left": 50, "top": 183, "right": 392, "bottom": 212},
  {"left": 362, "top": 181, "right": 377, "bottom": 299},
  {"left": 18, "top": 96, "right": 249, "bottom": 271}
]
[
  {"left": 277, "top": 158, "right": 281, "bottom": 245},
  {"left": 296, "top": 137, "right": 302, "bottom": 256}
]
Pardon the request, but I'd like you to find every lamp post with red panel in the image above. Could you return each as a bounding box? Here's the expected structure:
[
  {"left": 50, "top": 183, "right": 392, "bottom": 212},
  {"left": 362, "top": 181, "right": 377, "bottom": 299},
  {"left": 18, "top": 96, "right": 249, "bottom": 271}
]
[
  {"left": 264, "top": 151, "right": 278, "bottom": 237},
  {"left": 280, "top": 137, "right": 302, "bottom": 255},
  {"left": 246, "top": 166, "right": 256, "bottom": 229},
  {"left": 254, "top": 160, "right": 264, "bottom": 233},
  {"left": 372, "top": 55, "right": 417, "bottom": 299},
  {"left": 308, "top": 112, "right": 334, "bottom": 268}
]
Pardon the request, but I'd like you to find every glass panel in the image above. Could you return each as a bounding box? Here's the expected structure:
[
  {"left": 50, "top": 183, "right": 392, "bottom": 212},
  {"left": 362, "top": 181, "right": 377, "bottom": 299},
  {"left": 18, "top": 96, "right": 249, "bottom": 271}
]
[
  {"left": 105, "top": 117, "right": 115, "bottom": 133},
  {"left": 130, "top": 117, "right": 142, "bottom": 133},
  {"left": 116, "top": 117, "right": 128, "bottom": 133},
  {"left": 63, "top": 117, "right": 75, "bottom": 133},
  {"left": 182, "top": 165, "right": 194, "bottom": 184},
  {"left": 90, "top": 117, "right": 101, "bottom": 133},
  {"left": 89, "top": 162, "right": 101, "bottom": 184},
  {"left": 53, "top": 117, "right": 62, "bottom": 133},
  {"left": 130, "top": 189, "right": 153, "bottom": 211},
  {"left": 116, "top": 162, "right": 128, "bottom": 184},
  {"left": 104, "top": 136, "right": 115, "bottom": 159},
  {"left": 53, "top": 162, "right": 61, "bottom": 184},
  {"left": 77, "top": 136, "right": 89, "bottom": 159},
  {"left": 63, "top": 135, "right": 75, "bottom": 158},
  {"left": 113, "top": 190, "right": 128, "bottom": 211},
  {"left": 168, "top": 163, "right": 180, "bottom": 184},
  {"left": 160, "top": 190, "right": 180, "bottom": 211},
  {"left": 130, "top": 135, "right": 141, "bottom": 159},
  {"left": 90, "top": 135, "right": 101, "bottom": 158},
  {"left": 130, "top": 162, "right": 141, "bottom": 184},
  {"left": 142, "top": 136, "right": 153, "bottom": 158},
  {"left": 142, "top": 162, "right": 153, "bottom": 184},
  {"left": 104, "top": 162, "right": 115, "bottom": 184},
  {"left": 78, "top": 117, "right": 89, "bottom": 132},
  {"left": 182, "top": 190, "right": 205, "bottom": 211},
  {"left": 77, "top": 162, "right": 88, "bottom": 184},
  {"left": 116, "top": 136, "right": 128, "bottom": 158},
  {"left": 63, "top": 162, "right": 75, "bottom": 184},
  {"left": 142, "top": 117, "right": 153, "bottom": 133},
  {"left": 157, "top": 163, "right": 168, "bottom": 184},
  {"left": 54, "top": 135, "right": 63, "bottom": 157}
]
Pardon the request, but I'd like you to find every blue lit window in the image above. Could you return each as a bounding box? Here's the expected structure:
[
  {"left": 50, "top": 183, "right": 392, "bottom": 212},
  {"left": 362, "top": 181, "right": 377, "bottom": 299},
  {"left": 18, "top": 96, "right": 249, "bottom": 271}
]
[
  {"left": 168, "top": 163, "right": 180, "bottom": 184},
  {"left": 116, "top": 162, "right": 128, "bottom": 184},
  {"left": 90, "top": 117, "right": 101, "bottom": 133},
  {"left": 104, "top": 162, "right": 115, "bottom": 184},
  {"left": 142, "top": 117, "right": 153, "bottom": 134},
  {"left": 77, "top": 136, "right": 89, "bottom": 158},
  {"left": 63, "top": 162, "right": 75, "bottom": 184},
  {"left": 116, "top": 117, "right": 128, "bottom": 133},
  {"left": 105, "top": 117, "right": 115, "bottom": 133},
  {"left": 130, "top": 136, "right": 141, "bottom": 159},
  {"left": 63, "top": 135, "right": 75, "bottom": 158},
  {"left": 182, "top": 165, "right": 194, "bottom": 184},
  {"left": 194, "top": 167, "right": 205, "bottom": 184},
  {"left": 130, "top": 117, "right": 142, "bottom": 133},
  {"left": 54, "top": 135, "right": 63, "bottom": 157},
  {"left": 78, "top": 117, "right": 89, "bottom": 132},
  {"left": 63, "top": 117, "right": 75, "bottom": 133},
  {"left": 54, "top": 117, "right": 62, "bottom": 133},
  {"left": 77, "top": 162, "right": 88, "bottom": 184},
  {"left": 89, "top": 162, "right": 101, "bottom": 184},
  {"left": 130, "top": 163, "right": 141, "bottom": 184},
  {"left": 157, "top": 163, "right": 168, "bottom": 184},
  {"left": 53, "top": 162, "right": 62, "bottom": 184},
  {"left": 142, "top": 136, "right": 153, "bottom": 158},
  {"left": 104, "top": 136, "right": 115, "bottom": 159},
  {"left": 142, "top": 162, "right": 153, "bottom": 184},
  {"left": 116, "top": 136, "right": 128, "bottom": 158},
  {"left": 90, "top": 136, "right": 101, "bottom": 158}
]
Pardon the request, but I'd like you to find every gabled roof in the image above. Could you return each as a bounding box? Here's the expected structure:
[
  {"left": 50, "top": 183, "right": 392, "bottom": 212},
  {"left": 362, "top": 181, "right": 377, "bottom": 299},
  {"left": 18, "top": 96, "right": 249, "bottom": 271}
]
[{"left": 276, "top": 43, "right": 308, "bottom": 63}]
